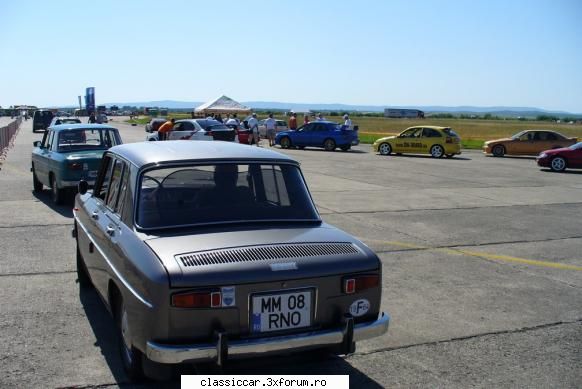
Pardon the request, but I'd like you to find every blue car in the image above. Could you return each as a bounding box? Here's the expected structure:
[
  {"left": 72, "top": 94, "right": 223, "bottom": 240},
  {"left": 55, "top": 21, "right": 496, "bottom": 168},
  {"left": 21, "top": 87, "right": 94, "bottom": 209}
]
[
  {"left": 31, "top": 124, "right": 122, "bottom": 204},
  {"left": 275, "top": 121, "right": 359, "bottom": 151}
]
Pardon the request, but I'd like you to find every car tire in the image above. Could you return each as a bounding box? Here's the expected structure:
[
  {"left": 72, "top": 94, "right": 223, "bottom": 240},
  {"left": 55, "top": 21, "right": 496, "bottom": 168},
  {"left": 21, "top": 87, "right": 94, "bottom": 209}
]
[
  {"left": 323, "top": 138, "right": 336, "bottom": 151},
  {"left": 76, "top": 237, "right": 92, "bottom": 289},
  {"left": 117, "top": 299, "right": 145, "bottom": 381},
  {"left": 32, "top": 166, "right": 43, "bottom": 193},
  {"left": 492, "top": 145, "right": 505, "bottom": 157},
  {"left": 445, "top": 154, "right": 455, "bottom": 158},
  {"left": 378, "top": 143, "right": 391, "bottom": 156},
  {"left": 340, "top": 145, "right": 351, "bottom": 151},
  {"left": 50, "top": 175, "right": 64, "bottom": 205},
  {"left": 550, "top": 156, "right": 567, "bottom": 172},
  {"left": 430, "top": 145, "right": 444, "bottom": 158},
  {"left": 280, "top": 137, "right": 291, "bottom": 149}
]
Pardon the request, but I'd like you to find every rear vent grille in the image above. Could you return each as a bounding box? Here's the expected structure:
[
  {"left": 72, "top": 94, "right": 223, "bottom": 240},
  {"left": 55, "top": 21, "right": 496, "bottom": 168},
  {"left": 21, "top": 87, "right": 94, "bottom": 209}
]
[{"left": 177, "top": 242, "right": 359, "bottom": 267}]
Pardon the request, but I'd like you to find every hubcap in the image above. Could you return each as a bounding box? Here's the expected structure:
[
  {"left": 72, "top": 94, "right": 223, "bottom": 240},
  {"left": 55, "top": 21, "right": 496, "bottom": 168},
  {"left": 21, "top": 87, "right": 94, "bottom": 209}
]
[
  {"left": 552, "top": 158, "right": 565, "bottom": 171},
  {"left": 432, "top": 146, "right": 443, "bottom": 157},
  {"left": 121, "top": 307, "right": 133, "bottom": 363},
  {"left": 380, "top": 144, "right": 390, "bottom": 155}
]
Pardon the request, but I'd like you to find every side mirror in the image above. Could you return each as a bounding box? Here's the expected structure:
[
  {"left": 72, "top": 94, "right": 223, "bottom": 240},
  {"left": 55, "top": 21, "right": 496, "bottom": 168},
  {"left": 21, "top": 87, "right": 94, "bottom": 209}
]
[
  {"left": 78, "top": 180, "right": 89, "bottom": 195},
  {"left": 33, "top": 141, "right": 41, "bottom": 147}
]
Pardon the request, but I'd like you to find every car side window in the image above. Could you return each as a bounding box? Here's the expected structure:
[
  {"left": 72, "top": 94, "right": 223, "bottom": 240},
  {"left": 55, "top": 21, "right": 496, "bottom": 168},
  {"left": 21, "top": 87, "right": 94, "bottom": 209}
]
[
  {"left": 423, "top": 128, "right": 442, "bottom": 138},
  {"left": 96, "top": 156, "right": 114, "bottom": 201},
  {"left": 302, "top": 123, "right": 313, "bottom": 132},
  {"left": 545, "top": 132, "right": 557, "bottom": 141},
  {"left": 40, "top": 130, "right": 50, "bottom": 148},
  {"left": 173, "top": 123, "right": 183, "bottom": 131},
  {"left": 46, "top": 130, "right": 55, "bottom": 150},
  {"left": 105, "top": 159, "right": 125, "bottom": 210},
  {"left": 116, "top": 165, "right": 130, "bottom": 217},
  {"left": 183, "top": 122, "right": 194, "bottom": 131}
]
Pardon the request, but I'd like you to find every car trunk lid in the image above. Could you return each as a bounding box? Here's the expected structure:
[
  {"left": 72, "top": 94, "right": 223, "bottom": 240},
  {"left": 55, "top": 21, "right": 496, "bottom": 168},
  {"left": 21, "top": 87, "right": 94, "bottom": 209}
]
[{"left": 144, "top": 225, "right": 379, "bottom": 288}]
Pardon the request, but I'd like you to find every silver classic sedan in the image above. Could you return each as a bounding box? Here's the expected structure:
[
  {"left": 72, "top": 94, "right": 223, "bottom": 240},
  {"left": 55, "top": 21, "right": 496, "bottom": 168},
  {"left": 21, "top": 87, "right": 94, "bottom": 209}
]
[{"left": 73, "top": 141, "right": 389, "bottom": 380}]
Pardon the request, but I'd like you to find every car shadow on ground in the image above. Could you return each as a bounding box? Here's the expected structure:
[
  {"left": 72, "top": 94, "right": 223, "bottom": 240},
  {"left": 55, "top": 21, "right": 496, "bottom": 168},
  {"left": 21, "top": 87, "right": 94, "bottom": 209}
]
[
  {"left": 79, "top": 287, "right": 383, "bottom": 388},
  {"left": 384, "top": 154, "right": 472, "bottom": 161},
  {"left": 278, "top": 146, "right": 368, "bottom": 154},
  {"left": 539, "top": 168, "right": 582, "bottom": 175},
  {"left": 485, "top": 155, "right": 536, "bottom": 160},
  {"left": 32, "top": 190, "right": 74, "bottom": 218}
]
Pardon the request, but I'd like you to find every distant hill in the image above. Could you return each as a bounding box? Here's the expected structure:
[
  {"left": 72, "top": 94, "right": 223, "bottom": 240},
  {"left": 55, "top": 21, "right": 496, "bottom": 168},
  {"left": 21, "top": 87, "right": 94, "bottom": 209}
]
[{"left": 98, "top": 100, "right": 581, "bottom": 118}]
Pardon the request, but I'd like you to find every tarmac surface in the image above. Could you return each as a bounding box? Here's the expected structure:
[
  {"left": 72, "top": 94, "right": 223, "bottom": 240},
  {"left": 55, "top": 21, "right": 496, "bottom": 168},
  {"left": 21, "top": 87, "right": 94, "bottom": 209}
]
[{"left": 0, "top": 117, "right": 581, "bottom": 388}]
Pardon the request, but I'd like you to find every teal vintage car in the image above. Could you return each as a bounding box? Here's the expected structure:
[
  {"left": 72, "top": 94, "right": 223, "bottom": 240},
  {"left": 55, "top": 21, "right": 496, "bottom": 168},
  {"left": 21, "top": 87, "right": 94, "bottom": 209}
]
[{"left": 31, "top": 124, "right": 122, "bottom": 204}]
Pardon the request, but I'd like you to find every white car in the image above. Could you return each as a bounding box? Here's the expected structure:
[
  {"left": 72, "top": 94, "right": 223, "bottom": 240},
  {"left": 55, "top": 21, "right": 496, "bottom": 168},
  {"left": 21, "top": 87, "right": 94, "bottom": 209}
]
[
  {"left": 49, "top": 117, "right": 82, "bottom": 126},
  {"left": 258, "top": 119, "right": 288, "bottom": 137},
  {"left": 96, "top": 113, "right": 108, "bottom": 123},
  {"left": 146, "top": 119, "right": 237, "bottom": 142}
]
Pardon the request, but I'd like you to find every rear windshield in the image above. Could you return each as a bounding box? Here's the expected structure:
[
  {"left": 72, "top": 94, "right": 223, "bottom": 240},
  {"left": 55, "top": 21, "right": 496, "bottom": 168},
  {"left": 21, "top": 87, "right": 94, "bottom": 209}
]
[
  {"left": 443, "top": 128, "right": 459, "bottom": 137},
  {"left": 137, "top": 163, "right": 319, "bottom": 229},
  {"left": 57, "top": 129, "right": 120, "bottom": 152}
]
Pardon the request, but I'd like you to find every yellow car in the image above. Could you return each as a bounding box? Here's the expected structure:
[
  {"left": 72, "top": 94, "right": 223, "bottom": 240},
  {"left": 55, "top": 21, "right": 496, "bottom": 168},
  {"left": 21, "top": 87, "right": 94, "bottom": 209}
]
[{"left": 373, "top": 126, "right": 462, "bottom": 158}]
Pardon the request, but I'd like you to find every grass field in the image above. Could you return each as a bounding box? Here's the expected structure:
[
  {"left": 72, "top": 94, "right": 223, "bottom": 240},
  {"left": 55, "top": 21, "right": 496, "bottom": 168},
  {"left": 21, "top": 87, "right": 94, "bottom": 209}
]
[{"left": 127, "top": 115, "right": 582, "bottom": 150}]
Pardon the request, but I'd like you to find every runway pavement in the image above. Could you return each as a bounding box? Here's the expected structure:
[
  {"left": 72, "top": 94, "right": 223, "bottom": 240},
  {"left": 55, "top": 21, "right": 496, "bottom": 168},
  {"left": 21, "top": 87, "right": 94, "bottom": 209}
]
[{"left": 0, "top": 117, "right": 580, "bottom": 388}]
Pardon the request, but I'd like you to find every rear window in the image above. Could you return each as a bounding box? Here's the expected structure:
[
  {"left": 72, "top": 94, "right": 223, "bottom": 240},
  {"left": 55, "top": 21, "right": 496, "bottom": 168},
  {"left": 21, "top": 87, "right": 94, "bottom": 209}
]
[
  {"left": 57, "top": 129, "right": 120, "bottom": 151},
  {"left": 443, "top": 128, "right": 459, "bottom": 137},
  {"left": 137, "top": 163, "right": 319, "bottom": 229}
]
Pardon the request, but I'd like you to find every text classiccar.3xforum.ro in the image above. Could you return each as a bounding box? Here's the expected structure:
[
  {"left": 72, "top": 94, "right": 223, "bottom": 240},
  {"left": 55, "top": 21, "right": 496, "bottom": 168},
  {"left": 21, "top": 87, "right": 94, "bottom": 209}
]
[{"left": 195, "top": 377, "right": 329, "bottom": 387}]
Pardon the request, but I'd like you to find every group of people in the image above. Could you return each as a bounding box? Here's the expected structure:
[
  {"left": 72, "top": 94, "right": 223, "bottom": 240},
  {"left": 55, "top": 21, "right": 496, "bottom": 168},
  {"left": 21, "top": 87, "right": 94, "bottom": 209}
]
[{"left": 155, "top": 111, "right": 354, "bottom": 145}]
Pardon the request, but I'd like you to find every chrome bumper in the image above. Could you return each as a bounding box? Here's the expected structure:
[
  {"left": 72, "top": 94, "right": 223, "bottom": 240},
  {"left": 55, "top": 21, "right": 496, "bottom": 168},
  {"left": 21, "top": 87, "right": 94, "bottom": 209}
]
[
  {"left": 146, "top": 312, "right": 389, "bottom": 364},
  {"left": 60, "top": 179, "right": 95, "bottom": 188}
]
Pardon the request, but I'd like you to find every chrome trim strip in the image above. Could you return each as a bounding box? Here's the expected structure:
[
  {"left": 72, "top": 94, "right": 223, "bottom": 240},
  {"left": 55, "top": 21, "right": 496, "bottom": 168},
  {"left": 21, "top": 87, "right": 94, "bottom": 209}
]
[
  {"left": 146, "top": 312, "right": 389, "bottom": 364},
  {"left": 74, "top": 214, "right": 153, "bottom": 308}
]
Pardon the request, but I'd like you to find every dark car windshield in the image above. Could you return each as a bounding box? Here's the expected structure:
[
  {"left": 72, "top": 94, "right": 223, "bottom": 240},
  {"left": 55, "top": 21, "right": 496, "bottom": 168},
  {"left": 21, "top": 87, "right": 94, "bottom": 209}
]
[
  {"left": 443, "top": 128, "right": 459, "bottom": 137},
  {"left": 137, "top": 163, "right": 320, "bottom": 229},
  {"left": 57, "top": 129, "right": 120, "bottom": 152},
  {"left": 197, "top": 119, "right": 229, "bottom": 130}
]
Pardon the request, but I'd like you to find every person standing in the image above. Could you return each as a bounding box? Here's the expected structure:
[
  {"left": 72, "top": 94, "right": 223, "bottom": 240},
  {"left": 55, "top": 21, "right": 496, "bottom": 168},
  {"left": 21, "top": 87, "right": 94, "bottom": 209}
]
[
  {"left": 316, "top": 113, "right": 325, "bottom": 121},
  {"left": 247, "top": 113, "right": 260, "bottom": 146},
  {"left": 343, "top": 114, "right": 352, "bottom": 130},
  {"left": 303, "top": 114, "right": 310, "bottom": 126},
  {"left": 226, "top": 113, "right": 239, "bottom": 126},
  {"left": 157, "top": 118, "right": 175, "bottom": 140},
  {"left": 288, "top": 112, "right": 297, "bottom": 131},
  {"left": 264, "top": 113, "right": 277, "bottom": 147},
  {"left": 88, "top": 112, "right": 96, "bottom": 123}
]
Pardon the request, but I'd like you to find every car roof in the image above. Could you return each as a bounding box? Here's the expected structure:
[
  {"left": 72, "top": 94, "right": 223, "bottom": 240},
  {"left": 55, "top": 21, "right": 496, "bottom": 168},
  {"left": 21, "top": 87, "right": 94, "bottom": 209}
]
[
  {"left": 109, "top": 140, "right": 297, "bottom": 168},
  {"left": 406, "top": 126, "right": 450, "bottom": 130},
  {"left": 48, "top": 124, "right": 117, "bottom": 131}
]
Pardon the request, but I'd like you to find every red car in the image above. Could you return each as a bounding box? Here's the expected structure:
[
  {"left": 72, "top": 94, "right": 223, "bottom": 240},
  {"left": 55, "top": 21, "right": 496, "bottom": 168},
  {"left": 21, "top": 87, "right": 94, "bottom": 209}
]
[{"left": 536, "top": 142, "right": 582, "bottom": 172}]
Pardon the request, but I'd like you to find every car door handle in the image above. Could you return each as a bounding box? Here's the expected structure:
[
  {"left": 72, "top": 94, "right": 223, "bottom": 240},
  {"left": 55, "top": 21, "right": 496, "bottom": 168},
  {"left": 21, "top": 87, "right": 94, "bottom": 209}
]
[
  {"left": 91, "top": 211, "right": 99, "bottom": 220},
  {"left": 106, "top": 226, "right": 115, "bottom": 236}
]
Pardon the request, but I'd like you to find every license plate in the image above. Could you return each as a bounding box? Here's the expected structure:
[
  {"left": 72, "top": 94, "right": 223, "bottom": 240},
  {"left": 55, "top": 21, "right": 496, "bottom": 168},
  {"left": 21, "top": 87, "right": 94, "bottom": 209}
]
[
  {"left": 88, "top": 170, "right": 98, "bottom": 178},
  {"left": 251, "top": 290, "right": 312, "bottom": 333}
]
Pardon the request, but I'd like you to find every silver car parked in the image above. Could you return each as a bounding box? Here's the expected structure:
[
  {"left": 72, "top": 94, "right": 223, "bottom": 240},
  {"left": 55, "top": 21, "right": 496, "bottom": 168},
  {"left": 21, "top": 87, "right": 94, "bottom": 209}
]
[{"left": 73, "top": 141, "right": 389, "bottom": 380}]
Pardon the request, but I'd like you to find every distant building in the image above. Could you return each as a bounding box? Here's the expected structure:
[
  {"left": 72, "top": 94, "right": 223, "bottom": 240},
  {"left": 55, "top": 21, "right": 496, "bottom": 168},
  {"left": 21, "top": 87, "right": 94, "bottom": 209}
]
[{"left": 384, "top": 108, "right": 424, "bottom": 119}]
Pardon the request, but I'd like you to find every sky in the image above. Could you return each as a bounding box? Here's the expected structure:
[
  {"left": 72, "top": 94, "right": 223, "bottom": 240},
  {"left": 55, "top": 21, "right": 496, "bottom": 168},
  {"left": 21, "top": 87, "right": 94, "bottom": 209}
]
[{"left": 1, "top": 0, "right": 581, "bottom": 112}]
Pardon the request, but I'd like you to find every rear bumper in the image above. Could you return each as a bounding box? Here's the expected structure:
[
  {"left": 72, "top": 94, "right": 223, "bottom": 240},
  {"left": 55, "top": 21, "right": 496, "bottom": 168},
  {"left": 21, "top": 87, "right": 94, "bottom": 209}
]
[
  {"left": 146, "top": 311, "right": 389, "bottom": 364},
  {"left": 60, "top": 179, "right": 95, "bottom": 188}
]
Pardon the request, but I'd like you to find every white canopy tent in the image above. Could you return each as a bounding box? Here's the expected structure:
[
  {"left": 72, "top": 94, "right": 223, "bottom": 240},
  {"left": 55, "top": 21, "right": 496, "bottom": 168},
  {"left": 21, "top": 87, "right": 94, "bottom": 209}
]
[{"left": 194, "top": 95, "right": 251, "bottom": 116}]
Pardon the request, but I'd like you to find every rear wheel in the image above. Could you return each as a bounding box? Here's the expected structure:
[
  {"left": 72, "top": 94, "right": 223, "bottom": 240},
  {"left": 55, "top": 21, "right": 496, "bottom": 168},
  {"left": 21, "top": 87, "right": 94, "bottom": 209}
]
[
  {"left": 117, "top": 299, "right": 144, "bottom": 381},
  {"left": 50, "top": 175, "right": 64, "bottom": 205},
  {"left": 378, "top": 143, "right": 391, "bottom": 156},
  {"left": 32, "top": 166, "right": 43, "bottom": 193},
  {"left": 492, "top": 145, "right": 505, "bottom": 157},
  {"left": 430, "top": 145, "right": 444, "bottom": 158},
  {"left": 76, "top": 237, "right": 92, "bottom": 289},
  {"left": 550, "top": 156, "right": 567, "bottom": 172},
  {"left": 280, "top": 136, "right": 291, "bottom": 149},
  {"left": 323, "top": 138, "right": 336, "bottom": 151}
]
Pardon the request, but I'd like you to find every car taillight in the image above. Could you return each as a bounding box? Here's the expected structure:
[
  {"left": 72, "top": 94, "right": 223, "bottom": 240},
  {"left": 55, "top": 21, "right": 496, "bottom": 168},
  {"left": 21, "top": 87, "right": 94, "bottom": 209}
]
[
  {"left": 172, "top": 291, "right": 221, "bottom": 308},
  {"left": 207, "top": 130, "right": 213, "bottom": 137},
  {"left": 343, "top": 274, "right": 379, "bottom": 294},
  {"left": 446, "top": 137, "right": 452, "bottom": 144},
  {"left": 68, "top": 162, "right": 83, "bottom": 170}
]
